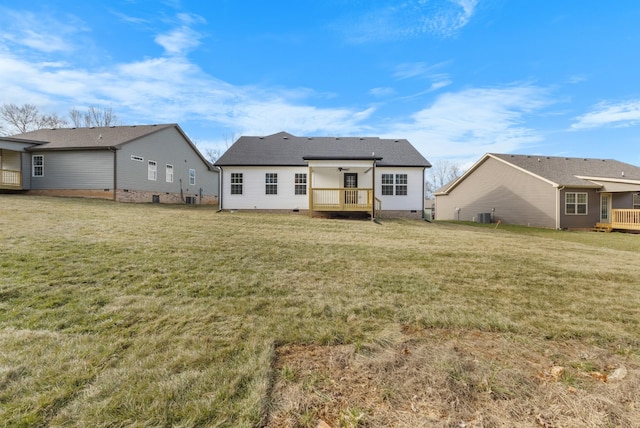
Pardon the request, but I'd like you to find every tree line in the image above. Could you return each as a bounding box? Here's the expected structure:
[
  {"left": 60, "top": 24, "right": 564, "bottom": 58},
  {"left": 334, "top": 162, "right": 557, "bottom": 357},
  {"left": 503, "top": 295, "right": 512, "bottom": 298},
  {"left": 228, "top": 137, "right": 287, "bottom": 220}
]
[{"left": 0, "top": 104, "right": 119, "bottom": 136}]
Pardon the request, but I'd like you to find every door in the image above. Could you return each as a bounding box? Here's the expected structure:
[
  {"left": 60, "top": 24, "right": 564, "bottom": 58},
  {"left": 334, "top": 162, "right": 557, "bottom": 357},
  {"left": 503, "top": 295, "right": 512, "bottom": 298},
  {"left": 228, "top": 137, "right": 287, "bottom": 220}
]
[
  {"left": 600, "top": 193, "right": 612, "bottom": 223},
  {"left": 344, "top": 173, "right": 357, "bottom": 205}
]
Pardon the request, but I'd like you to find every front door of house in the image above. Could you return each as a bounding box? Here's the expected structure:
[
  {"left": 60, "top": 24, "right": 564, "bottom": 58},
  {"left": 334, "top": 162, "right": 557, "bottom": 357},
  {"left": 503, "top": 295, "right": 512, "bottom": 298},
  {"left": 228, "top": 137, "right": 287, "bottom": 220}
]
[
  {"left": 344, "top": 173, "right": 357, "bottom": 205},
  {"left": 600, "top": 193, "right": 612, "bottom": 223}
]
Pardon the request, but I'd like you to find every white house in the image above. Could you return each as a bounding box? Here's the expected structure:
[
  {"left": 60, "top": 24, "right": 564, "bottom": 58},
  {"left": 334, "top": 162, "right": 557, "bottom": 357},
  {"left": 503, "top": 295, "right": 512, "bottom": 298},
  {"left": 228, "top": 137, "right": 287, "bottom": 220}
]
[{"left": 215, "top": 132, "right": 431, "bottom": 219}]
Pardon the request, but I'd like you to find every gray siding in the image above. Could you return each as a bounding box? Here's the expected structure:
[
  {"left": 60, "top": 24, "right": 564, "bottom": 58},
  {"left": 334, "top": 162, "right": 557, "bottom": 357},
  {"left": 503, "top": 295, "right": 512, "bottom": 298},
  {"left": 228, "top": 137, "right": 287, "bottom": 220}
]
[
  {"left": 558, "top": 188, "right": 600, "bottom": 229},
  {"left": 116, "top": 127, "right": 218, "bottom": 198},
  {"left": 436, "top": 157, "right": 557, "bottom": 228},
  {"left": 29, "top": 150, "right": 114, "bottom": 189}
]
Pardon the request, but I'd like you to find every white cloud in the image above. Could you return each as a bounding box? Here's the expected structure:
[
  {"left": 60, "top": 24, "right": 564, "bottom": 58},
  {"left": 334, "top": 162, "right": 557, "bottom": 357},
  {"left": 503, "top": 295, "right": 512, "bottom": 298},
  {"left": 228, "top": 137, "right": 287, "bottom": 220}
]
[
  {"left": 340, "top": 0, "right": 479, "bottom": 43},
  {"left": 0, "top": 8, "right": 86, "bottom": 53},
  {"left": 155, "top": 13, "right": 206, "bottom": 56},
  {"left": 382, "top": 84, "right": 552, "bottom": 164},
  {"left": 370, "top": 87, "right": 396, "bottom": 97},
  {"left": 571, "top": 101, "right": 640, "bottom": 129}
]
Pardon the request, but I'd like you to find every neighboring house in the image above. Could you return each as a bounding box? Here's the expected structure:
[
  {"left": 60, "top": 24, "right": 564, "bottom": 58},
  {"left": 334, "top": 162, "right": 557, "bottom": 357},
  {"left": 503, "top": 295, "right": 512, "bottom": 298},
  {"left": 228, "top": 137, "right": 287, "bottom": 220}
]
[
  {"left": 435, "top": 153, "right": 640, "bottom": 231},
  {"left": 214, "top": 131, "right": 431, "bottom": 218},
  {"left": 0, "top": 124, "right": 218, "bottom": 204}
]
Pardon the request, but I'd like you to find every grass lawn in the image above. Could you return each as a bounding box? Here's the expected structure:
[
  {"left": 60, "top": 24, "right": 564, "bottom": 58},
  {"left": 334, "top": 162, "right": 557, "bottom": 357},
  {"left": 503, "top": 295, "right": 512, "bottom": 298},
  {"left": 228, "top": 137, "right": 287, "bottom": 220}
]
[{"left": 1, "top": 195, "right": 638, "bottom": 427}]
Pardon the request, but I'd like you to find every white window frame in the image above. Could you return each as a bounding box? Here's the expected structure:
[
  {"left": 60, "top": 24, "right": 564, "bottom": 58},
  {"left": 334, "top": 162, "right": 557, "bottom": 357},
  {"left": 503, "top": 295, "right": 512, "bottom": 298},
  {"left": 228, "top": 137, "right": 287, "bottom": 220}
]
[
  {"left": 148, "top": 160, "right": 157, "bottom": 181},
  {"left": 189, "top": 168, "right": 196, "bottom": 185},
  {"left": 265, "top": 173, "right": 278, "bottom": 195},
  {"left": 565, "top": 192, "right": 588, "bottom": 215},
  {"left": 395, "top": 174, "right": 408, "bottom": 196},
  {"left": 295, "top": 173, "right": 307, "bottom": 195},
  {"left": 32, "top": 155, "right": 44, "bottom": 177},
  {"left": 231, "top": 173, "right": 243, "bottom": 195},
  {"left": 166, "top": 164, "right": 174, "bottom": 183},
  {"left": 381, "top": 174, "right": 394, "bottom": 195}
]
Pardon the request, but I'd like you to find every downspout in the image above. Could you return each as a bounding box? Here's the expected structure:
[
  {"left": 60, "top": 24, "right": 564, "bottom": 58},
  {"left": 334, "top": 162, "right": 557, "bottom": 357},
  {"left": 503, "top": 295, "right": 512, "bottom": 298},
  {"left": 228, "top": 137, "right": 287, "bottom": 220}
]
[
  {"left": 217, "top": 166, "right": 223, "bottom": 211},
  {"left": 556, "top": 186, "right": 565, "bottom": 230},
  {"left": 422, "top": 166, "right": 427, "bottom": 219},
  {"left": 371, "top": 159, "right": 376, "bottom": 220},
  {"left": 110, "top": 147, "right": 117, "bottom": 201}
]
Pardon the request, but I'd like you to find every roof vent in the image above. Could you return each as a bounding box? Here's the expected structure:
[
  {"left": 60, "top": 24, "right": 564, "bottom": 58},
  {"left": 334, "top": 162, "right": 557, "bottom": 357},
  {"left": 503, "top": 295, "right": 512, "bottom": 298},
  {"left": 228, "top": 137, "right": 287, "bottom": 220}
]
[
  {"left": 283, "top": 137, "right": 288, "bottom": 139},
  {"left": 622, "top": 171, "right": 625, "bottom": 177},
  {"left": 537, "top": 158, "right": 540, "bottom": 162}
]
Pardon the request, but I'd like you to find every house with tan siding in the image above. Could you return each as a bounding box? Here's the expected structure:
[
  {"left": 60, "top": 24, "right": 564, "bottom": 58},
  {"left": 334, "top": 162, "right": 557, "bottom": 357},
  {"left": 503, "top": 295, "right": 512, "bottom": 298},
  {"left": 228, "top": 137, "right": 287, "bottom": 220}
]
[
  {"left": 215, "top": 132, "right": 431, "bottom": 219},
  {"left": 0, "top": 124, "right": 218, "bottom": 204},
  {"left": 435, "top": 153, "right": 640, "bottom": 231}
]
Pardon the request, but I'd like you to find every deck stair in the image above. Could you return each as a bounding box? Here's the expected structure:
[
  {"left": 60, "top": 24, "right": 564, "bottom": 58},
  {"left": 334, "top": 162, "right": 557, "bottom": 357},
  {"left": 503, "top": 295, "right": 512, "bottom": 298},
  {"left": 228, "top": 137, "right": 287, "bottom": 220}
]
[{"left": 593, "top": 222, "right": 613, "bottom": 233}]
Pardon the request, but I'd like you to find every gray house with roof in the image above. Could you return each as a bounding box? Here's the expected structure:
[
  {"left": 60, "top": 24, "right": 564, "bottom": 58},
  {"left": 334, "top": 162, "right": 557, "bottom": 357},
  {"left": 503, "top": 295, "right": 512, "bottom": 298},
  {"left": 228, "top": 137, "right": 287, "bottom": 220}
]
[
  {"left": 1, "top": 124, "right": 218, "bottom": 204},
  {"left": 435, "top": 153, "right": 640, "bottom": 230},
  {"left": 215, "top": 132, "right": 431, "bottom": 218}
]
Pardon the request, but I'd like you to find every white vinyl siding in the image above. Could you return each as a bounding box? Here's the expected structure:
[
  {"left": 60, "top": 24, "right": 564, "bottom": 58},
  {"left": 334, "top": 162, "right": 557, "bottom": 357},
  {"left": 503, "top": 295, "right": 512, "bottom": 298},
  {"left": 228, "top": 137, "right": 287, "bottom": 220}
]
[
  {"left": 32, "top": 155, "right": 44, "bottom": 177},
  {"left": 148, "top": 160, "right": 157, "bottom": 181}
]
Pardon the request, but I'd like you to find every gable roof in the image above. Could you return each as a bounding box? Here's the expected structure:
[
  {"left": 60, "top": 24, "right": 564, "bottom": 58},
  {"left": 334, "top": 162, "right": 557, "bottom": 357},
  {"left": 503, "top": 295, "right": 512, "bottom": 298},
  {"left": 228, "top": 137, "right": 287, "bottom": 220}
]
[
  {"left": 438, "top": 153, "right": 640, "bottom": 194},
  {"left": 10, "top": 124, "right": 176, "bottom": 151},
  {"left": 215, "top": 131, "right": 431, "bottom": 168},
  {"left": 8, "top": 124, "right": 214, "bottom": 170}
]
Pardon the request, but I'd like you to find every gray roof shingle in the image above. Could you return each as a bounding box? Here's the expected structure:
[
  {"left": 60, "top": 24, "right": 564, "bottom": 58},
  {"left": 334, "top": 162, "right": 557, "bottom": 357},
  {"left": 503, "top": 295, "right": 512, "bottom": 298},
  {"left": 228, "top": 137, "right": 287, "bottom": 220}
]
[
  {"left": 215, "top": 131, "right": 431, "bottom": 167},
  {"left": 491, "top": 153, "right": 640, "bottom": 185},
  {"left": 10, "top": 124, "right": 175, "bottom": 150}
]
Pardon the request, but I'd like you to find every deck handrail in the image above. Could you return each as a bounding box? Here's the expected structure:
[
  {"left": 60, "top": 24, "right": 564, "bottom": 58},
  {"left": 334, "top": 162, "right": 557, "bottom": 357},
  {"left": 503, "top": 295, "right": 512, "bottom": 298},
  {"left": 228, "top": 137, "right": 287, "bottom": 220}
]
[
  {"left": 1, "top": 168, "right": 21, "bottom": 188},
  {"left": 311, "top": 188, "right": 373, "bottom": 211},
  {"left": 611, "top": 209, "right": 640, "bottom": 231}
]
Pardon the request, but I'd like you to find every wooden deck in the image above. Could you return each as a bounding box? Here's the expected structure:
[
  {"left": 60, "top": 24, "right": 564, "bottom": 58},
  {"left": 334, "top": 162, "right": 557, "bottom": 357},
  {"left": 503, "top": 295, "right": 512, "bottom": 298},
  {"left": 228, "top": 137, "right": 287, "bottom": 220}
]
[
  {"left": 309, "top": 188, "right": 381, "bottom": 218},
  {"left": 0, "top": 169, "right": 22, "bottom": 189},
  {"left": 595, "top": 209, "right": 640, "bottom": 232}
]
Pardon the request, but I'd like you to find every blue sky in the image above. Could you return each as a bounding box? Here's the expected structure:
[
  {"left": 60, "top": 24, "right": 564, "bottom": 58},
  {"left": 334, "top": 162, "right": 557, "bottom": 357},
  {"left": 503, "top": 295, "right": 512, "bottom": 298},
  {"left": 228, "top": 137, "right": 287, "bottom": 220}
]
[{"left": 1, "top": 0, "right": 639, "bottom": 167}]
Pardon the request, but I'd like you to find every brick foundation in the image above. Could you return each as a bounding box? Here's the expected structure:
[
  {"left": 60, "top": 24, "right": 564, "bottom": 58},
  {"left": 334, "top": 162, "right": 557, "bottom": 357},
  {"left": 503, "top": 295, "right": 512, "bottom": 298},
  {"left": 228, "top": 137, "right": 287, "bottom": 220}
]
[{"left": 25, "top": 189, "right": 218, "bottom": 205}]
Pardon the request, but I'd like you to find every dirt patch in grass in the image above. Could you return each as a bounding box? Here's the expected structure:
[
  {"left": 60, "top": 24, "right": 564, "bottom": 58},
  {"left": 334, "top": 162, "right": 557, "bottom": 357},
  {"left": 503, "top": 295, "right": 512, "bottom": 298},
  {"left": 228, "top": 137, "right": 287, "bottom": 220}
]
[{"left": 265, "top": 326, "right": 639, "bottom": 427}]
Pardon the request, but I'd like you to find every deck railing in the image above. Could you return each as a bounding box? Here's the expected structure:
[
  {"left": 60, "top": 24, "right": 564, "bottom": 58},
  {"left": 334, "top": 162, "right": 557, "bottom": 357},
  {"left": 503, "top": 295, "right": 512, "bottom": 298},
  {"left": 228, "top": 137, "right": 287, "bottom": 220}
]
[
  {"left": 0, "top": 169, "right": 21, "bottom": 189},
  {"left": 611, "top": 209, "right": 640, "bottom": 231},
  {"left": 311, "top": 188, "right": 374, "bottom": 211}
]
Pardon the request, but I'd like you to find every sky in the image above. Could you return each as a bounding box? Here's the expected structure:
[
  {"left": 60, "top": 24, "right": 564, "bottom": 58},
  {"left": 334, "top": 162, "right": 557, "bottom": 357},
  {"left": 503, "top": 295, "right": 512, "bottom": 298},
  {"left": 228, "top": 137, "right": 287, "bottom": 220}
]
[{"left": 1, "top": 0, "right": 639, "bottom": 168}]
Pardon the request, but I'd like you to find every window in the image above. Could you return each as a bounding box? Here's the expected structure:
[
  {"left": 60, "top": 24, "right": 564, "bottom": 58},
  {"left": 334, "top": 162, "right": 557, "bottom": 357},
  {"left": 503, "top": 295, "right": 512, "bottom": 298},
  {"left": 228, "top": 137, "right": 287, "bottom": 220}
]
[
  {"left": 265, "top": 173, "right": 278, "bottom": 195},
  {"left": 382, "top": 173, "right": 407, "bottom": 195},
  {"left": 131, "top": 155, "right": 144, "bottom": 162},
  {"left": 395, "top": 174, "right": 408, "bottom": 196},
  {"left": 166, "top": 164, "right": 173, "bottom": 183},
  {"left": 148, "top": 160, "right": 157, "bottom": 180},
  {"left": 32, "top": 155, "right": 44, "bottom": 177},
  {"left": 189, "top": 168, "right": 196, "bottom": 185},
  {"left": 633, "top": 194, "right": 640, "bottom": 209},
  {"left": 565, "top": 192, "right": 588, "bottom": 215},
  {"left": 295, "top": 173, "right": 307, "bottom": 195},
  {"left": 231, "top": 173, "right": 243, "bottom": 195},
  {"left": 381, "top": 174, "right": 394, "bottom": 195}
]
